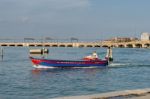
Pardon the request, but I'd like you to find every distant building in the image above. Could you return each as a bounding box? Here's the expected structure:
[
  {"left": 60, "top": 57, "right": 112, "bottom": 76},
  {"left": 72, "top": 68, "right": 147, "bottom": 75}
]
[
  {"left": 105, "top": 37, "right": 138, "bottom": 42},
  {"left": 141, "top": 32, "right": 150, "bottom": 41}
]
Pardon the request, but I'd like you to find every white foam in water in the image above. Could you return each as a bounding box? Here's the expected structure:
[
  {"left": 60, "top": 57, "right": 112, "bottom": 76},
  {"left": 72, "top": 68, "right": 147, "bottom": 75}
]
[
  {"left": 108, "top": 63, "right": 127, "bottom": 67},
  {"left": 33, "top": 64, "right": 129, "bottom": 69}
]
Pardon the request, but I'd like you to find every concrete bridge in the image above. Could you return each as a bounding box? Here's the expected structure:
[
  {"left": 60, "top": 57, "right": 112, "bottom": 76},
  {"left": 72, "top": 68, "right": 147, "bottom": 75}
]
[{"left": 0, "top": 40, "right": 150, "bottom": 48}]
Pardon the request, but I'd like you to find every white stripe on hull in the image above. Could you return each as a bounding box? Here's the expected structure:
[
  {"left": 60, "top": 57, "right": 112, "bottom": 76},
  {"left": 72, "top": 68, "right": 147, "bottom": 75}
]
[
  {"left": 33, "top": 65, "right": 56, "bottom": 69},
  {"left": 33, "top": 65, "right": 103, "bottom": 69}
]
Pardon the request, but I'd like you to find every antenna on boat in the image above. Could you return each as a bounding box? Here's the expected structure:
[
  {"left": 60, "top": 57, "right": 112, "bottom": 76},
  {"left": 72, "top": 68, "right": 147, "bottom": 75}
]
[
  {"left": 105, "top": 47, "right": 113, "bottom": 62},
  {"left": 42, "top": 37, "right": 49, "bottom": 58}
]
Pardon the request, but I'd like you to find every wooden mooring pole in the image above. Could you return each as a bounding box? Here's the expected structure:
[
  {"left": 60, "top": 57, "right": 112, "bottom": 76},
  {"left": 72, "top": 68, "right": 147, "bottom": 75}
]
[{"left": 0, "top": 47, "right": 3, "bottom": 61}]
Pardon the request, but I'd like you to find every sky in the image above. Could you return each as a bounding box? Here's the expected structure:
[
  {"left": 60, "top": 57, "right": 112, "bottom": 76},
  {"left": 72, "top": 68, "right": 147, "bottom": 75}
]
[{"left": 0, "top": 0, "right": 150, "bottom": 40}]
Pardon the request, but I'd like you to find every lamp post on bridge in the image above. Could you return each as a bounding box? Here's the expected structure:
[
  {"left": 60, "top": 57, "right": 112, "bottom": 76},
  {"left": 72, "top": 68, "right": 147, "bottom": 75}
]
[
  {"left": 70, "top": 37, "right": 78, "bottom": 42},
  {"left": 45, "top": 37, "right": 53, "bottom": 43},
  {"left": 70, "top": 37, "right": 79, "bottom": 47},
  {"left": 24, "top": 38, "right": 35, "bottom": 43}
]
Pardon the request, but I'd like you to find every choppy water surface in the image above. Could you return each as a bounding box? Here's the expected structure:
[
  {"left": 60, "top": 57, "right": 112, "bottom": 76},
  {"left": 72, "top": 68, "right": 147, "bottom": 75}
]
[{"left": 0, "top": 47, "right": 150, "bottom": 99}]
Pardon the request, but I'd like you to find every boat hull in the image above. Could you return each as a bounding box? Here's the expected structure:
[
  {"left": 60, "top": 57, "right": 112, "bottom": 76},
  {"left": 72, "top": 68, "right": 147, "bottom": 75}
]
[{"left": 30, "top": 57, "right": 108, "bottom": 68}]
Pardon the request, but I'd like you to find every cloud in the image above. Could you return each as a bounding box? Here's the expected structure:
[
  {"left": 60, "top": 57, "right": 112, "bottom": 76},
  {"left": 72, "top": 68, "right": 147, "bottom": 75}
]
[{"left": 0, "top": 0, "right": 92, "bottom": 38}]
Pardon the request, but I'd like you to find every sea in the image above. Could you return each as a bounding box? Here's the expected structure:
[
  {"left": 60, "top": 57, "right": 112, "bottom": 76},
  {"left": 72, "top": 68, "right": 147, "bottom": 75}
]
[{"left": 0, "top": 47, "right": 150, "bottom": 99}]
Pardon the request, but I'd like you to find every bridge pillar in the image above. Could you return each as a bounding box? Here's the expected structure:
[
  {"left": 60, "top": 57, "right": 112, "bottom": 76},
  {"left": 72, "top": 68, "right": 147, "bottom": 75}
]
[
  {"left": 23, "top": 43, "right": 28, "bottom": 46},
  {"left": 142, "top": 44, "right": 147, "bottom": 48},
  {"left": 132, "top": 44, "right": 136, "bottom": 48},
  {"left": 124, "top": 44, "right": 127, "bottom": 48},
  {"left": 72, "top": 43, "right": 79, "bottom": 47}
]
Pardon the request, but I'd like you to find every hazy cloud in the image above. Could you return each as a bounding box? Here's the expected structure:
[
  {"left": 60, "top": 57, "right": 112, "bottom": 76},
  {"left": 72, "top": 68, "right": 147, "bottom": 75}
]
[
  {"left": 0, "top": 0, "right": 149, "bottom": 39},
  {"left": 0, "top": 0, "right": 90, "bottom": 23},
  {"left": 47, "top": 0, "right": 90, "bottom": 9}
]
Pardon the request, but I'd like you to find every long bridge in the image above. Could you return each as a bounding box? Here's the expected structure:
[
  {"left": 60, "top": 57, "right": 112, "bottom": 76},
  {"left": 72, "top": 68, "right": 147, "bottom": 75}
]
[{"left": 0, "top": 40, "right": 150, "bottom": 48}]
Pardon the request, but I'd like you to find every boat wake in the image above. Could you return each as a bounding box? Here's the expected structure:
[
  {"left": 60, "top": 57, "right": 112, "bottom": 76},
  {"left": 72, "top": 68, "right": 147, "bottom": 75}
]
[
  {"left": 108, "top": 63, "right": 128, "bottom": 68},
  {"left": 109, "top": 62, "right": 150, "bottom": 68},
  {"left": 33, "top": 63, "right": 150, "bottom": 69}
]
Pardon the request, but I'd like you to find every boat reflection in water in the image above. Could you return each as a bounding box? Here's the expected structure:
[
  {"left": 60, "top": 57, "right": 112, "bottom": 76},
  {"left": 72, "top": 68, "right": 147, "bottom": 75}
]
[{"left": 31, "top": 67, "right": 107, "bottom": 77}]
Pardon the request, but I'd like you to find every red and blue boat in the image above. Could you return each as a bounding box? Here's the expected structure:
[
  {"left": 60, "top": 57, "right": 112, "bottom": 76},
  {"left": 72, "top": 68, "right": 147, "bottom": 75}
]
[{"left": 30, "top": 47, "right": 113, "bottom": 68}]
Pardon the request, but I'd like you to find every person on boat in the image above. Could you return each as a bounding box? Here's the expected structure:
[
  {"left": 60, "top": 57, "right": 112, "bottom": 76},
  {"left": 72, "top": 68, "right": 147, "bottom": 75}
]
[
  {"left": 92, "top": 51, "right": 98, "bottom": 59},
  {"left": 105, "top": 47, "right": 113, "bottom": 62},
  {"left": 83, "top": 51, "right": 99, "bottom": 60}
]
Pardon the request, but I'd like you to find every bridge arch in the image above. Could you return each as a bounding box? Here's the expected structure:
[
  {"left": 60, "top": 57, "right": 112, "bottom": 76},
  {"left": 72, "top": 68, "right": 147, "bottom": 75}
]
[
  {"left": 36, "top": 44, "right": 43, "bottom": 47},
  {"left": 9, "top": 44, "right": 15, "bottom": 46},
  {"left": 111, "top": 45, "right": 116, "bottom": 47},
  {"left": 102, "top": 45, "right": 108, "bottom": 47},
  {"left": 44, "top": 45, "right": 50, "bottom": 47},
  {"left": 126, "top": 44, "right": 133, "bottom": 48},
  {"left": 52, "top": 45, "right": 58, "bottom": 47},
  {"left": 16, "top": 44, "right": 23, "bottom": 47},
  {"left": 67, "top": 45, "right": 73, "bottom": 47},
  {"left": 29, "top": 44, "right": 35, "bottom": 47},
  {"left": 144, "top": 43, "right": 150, "bottom": 48},
  {"left": 59, "top": 45, "right": 66, "bottom": 47},
  {"left": 1, "top": 44, "right": 8, "bottom": 46},
  {"left": 94, "top": 45, "right": 101, "bottom": 47},
  {"left": 118, "top": 44, "right": 125, "bottom": 48},
  {"left": 79, "top": 45, "right": 84, "bottom": 47},
  {"left": 86, "top": 45, "right": 93, "bottom": 47},
  {"left": 135, "top": 43, "right": 142, "bottom": 48}
]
